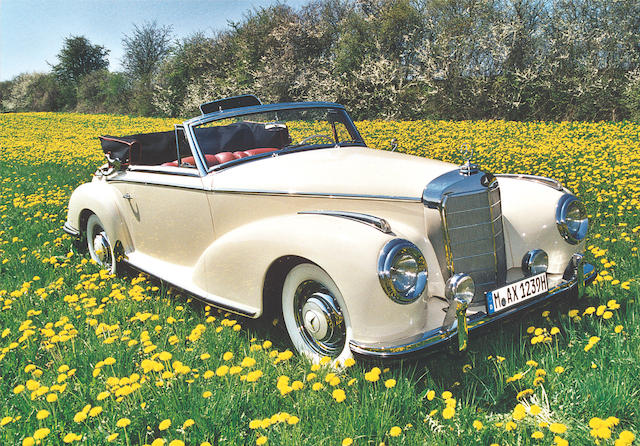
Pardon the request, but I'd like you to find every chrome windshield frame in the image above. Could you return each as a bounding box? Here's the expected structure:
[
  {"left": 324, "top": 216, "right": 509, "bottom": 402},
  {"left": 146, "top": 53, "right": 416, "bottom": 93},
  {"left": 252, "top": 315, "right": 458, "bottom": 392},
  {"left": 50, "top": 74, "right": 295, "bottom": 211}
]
[{"left": 182, "top": 102, "right": 365, "bottom": 176}]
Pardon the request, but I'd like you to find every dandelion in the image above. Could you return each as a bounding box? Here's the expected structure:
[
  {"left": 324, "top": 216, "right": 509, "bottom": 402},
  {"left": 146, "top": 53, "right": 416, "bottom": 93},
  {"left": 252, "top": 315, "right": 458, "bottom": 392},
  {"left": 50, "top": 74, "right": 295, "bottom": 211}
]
[
  {"left": 442, "top": 406, "right": 455, "bottom": 419},
  {"left": 256, "top": 436, "right": 267, "bottom": 445},
  {"left": 332, "top": 389, "right": 346, "bottom": 402},
  {"left": 159, "top": 419, "right": 171, "bottom": 431},
  {"left": 342, "top": 438, "right": 353, "bottom": 446},
  {"left": 36, "top": 410, "right": 49, "bottom": 420},
  {"left": 107, "top": 433, "right": 119, "bottom": 442},
  {"left": 116, "top": 418, "right": 131, "bottom": 428},
  {"left": 531, "top": 431, "right": 544, "bottom": 439},
  {"left": 183, "top": 419, "right": 195, "bottom": 429},
  {"left": 384, "top": 379, "right": 396, "bottom": 389},
  {"left": 472, "top": 420, "right": 483, "bottom": 430},
  {"left": 549, "top": 423, "right": 567, "bottom": 434},
  {"left": 389, "top": 426, "right": 402, "bottom": 437}
]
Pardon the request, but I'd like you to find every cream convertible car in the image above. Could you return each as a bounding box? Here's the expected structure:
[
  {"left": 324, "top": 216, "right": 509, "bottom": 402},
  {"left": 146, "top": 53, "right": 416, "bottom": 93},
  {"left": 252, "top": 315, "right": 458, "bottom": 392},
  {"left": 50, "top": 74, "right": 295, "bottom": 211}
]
[{"left": 63, "top": 95, "right": 596, "bottom": 361}]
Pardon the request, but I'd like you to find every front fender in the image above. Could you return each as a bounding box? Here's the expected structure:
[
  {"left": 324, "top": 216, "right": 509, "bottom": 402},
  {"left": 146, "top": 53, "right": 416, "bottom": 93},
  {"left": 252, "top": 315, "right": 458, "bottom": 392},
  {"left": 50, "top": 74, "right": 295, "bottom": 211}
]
[
  {"left": 66, "top": 180, "right": 133, "bottom": 253},
  {"left": 498, "top": 177, "right": 585, "bottom": 273},
  {"left": 198, "top": 213, "right": 432, "bottom": 343}
]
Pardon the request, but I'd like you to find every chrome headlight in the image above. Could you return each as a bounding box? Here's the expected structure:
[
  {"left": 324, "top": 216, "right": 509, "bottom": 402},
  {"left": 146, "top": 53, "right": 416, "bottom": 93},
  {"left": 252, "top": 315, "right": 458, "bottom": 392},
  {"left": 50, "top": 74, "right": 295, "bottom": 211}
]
[
  {"left": 556, "top": 194, "right": 588, "bottom": 244},
  {"left": 378, "top": 239, "right": 427, "bottom": 304},
  {"left": 522, "top": 249, "right": 548, "bottom": 276}
]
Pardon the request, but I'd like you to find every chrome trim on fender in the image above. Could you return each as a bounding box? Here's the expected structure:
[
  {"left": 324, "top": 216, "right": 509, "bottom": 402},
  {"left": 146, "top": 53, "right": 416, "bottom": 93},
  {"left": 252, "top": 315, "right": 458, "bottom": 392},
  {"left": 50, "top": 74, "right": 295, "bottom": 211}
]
[
  {"left": 350, "top": 262, "right": 597, "bottom": 359},
  {"left": 214, "top": 189, "right": 421, "bottom": 202},
  {"left": 495, "top": 173, "right": 564, "bottom": 191},
  {"left": 298, "top": 210, "right": 393, "bottom": 234},
  {"left": 62, "top": 222, "right": 81, "bottom": 238}
]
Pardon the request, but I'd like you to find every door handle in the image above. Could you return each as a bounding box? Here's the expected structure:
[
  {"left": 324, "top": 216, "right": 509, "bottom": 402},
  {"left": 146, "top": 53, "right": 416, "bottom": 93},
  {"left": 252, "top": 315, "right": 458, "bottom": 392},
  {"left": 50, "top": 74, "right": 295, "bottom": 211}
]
[{"left": 123, "top": 193, "right": 133, "bottom": 200}]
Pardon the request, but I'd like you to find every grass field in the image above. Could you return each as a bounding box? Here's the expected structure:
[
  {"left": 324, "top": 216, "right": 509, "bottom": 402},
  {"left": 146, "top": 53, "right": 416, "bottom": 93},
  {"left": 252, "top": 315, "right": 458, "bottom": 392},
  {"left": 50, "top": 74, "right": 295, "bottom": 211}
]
[{"left": 0, "top": 112, "right": 639, "bottom": 445}]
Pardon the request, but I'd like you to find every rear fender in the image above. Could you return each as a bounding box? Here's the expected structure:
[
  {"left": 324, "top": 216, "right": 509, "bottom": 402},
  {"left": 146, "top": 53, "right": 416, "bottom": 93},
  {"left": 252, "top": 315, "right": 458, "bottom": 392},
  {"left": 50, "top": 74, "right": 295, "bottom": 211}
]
[{"left": 67, "top": 181, "right": 133, "bottom": 253}]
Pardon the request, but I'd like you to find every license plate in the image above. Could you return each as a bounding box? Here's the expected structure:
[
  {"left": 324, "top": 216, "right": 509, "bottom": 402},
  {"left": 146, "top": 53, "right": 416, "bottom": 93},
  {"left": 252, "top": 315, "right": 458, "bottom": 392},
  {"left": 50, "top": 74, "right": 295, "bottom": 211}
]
[{"left": 486, "top": 273, "right": 548, "bottom": 315}]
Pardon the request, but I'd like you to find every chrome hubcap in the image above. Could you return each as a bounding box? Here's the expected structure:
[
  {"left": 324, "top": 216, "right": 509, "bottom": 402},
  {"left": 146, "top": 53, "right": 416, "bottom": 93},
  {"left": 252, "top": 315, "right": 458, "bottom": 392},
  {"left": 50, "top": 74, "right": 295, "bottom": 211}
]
[
  {"left": 294, "top": 281, "right": 345, "bottom": 357},
  {"left": 91, "top": 231, "right": 111, "bottom": 265}
]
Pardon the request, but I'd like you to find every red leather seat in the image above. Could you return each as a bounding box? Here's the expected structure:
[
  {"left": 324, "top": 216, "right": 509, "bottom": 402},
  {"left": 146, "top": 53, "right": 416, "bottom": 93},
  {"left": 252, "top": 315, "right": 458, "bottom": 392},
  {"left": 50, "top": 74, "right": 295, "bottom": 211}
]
[{"left": 162, "top": 148, "right": 278, "bottom": 168}]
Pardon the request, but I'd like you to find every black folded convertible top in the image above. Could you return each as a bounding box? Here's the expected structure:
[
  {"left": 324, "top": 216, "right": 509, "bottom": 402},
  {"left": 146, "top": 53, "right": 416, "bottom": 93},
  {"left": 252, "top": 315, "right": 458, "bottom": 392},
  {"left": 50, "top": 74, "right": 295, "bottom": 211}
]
[{"left": 100, "top": 121, "right": 290, "bottom": 166}]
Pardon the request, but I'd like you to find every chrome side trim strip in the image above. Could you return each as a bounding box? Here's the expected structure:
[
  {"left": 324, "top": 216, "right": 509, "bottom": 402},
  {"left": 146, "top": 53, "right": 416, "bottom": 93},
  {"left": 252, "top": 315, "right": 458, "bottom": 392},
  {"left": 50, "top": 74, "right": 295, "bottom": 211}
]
[
  {"left": 214, "top": 189, "right": 421, "bottom": 202},
  {"left": 107, "top": 178, "right": 204, "bottom": 191},
  {"left": 127, "top": 165, "right": 201, "bottom": 177},
  {"left": 349, "top": 263, "right": 596, "bottom": 359},
  {"left": 62, "top": 222, "right": 80, "bottom": 238},
  {"left": 495, "top": 174, "right": 564, "bottom": 191},
  {"left": 121, "top": 259, "right": 258, "bottom": 318},
  {"left": 298, "top": 210, "right": 393, "bottom": 233}
]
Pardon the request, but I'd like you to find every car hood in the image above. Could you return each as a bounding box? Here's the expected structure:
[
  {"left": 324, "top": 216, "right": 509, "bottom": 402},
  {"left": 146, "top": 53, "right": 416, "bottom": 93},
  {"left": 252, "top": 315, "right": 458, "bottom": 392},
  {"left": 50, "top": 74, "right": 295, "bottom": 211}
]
[{"left": 211, "top": 146, "right": 458, "bottom": 200}]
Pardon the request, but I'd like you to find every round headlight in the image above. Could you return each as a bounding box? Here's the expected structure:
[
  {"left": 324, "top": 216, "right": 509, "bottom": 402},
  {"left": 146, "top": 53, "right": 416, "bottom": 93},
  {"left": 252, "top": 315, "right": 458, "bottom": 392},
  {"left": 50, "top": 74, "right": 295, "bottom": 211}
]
[
  {"left": 445, "top": 273, "right": 475, "bottom": 305},
  {"left": 378, "top": 239, "right": 427, "bottom": 304},
  {"left": 522, "top": 249, "right": 548, "bottom": 276},
  {"left": 556, "top": 194, "right": 588, "bottom": 244}
]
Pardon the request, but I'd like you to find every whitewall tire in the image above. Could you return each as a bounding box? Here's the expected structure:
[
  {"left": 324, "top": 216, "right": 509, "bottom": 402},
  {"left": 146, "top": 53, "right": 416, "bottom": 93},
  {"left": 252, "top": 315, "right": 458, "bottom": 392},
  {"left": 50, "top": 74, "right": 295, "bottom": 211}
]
[
  {"left": 282, "top": 263, "right": 353, "bottom": 363},
  {"left": 86, "top": 214, "right": 116, "bottom": 273}
]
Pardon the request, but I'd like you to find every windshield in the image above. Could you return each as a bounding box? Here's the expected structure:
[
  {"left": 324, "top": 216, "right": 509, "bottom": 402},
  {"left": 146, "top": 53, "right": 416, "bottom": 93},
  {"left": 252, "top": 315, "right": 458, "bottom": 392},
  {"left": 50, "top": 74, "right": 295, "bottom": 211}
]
[{"left": 191, "top": 106, "right": 364, "bottom": 169}]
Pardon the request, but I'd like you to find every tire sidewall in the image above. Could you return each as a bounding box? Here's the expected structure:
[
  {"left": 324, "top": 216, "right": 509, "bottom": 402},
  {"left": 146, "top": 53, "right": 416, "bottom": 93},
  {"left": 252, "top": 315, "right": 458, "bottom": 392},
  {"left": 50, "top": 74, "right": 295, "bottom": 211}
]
[{"left": 282, "top": 263, "right": 353, "bottom": 363}]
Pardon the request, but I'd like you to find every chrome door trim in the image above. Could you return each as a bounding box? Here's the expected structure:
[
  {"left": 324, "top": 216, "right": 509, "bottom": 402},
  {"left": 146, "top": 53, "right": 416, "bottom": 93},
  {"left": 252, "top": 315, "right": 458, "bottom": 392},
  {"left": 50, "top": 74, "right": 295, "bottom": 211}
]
[
  {"left": 212, "top": 188, "right": 421, "bottom": 202},
  {"left": 298, "top": 210, "right": 393, "bottom": 233},
  {"left": 127, "top": 165, "right": 201, "bottom": 177},
  {"left": 107, "top": 177, "right": 205, "bottom": 191}
]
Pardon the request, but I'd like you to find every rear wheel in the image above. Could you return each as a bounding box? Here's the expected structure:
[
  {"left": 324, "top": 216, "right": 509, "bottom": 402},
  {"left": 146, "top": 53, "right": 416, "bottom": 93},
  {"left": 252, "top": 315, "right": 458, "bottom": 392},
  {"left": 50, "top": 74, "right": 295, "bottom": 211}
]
[
  {"left": 86, "top": 214, "right": 116, "bottom": 273},
  {"left": 282, "top": 263, "right": 353, "bottom": 363}
]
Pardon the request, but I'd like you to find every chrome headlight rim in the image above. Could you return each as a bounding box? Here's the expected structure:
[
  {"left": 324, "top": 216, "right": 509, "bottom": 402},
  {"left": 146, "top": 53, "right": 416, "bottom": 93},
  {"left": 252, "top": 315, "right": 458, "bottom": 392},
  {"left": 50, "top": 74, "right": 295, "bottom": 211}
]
[
  {"left": 556, "top": 194, "right": 588, "bottom": 245},
  {"left": 522, "top": 249, "right": 549, "bottom": 276},
  {"left": 378, "top": 239, "right": 427, "bottom": 304}
]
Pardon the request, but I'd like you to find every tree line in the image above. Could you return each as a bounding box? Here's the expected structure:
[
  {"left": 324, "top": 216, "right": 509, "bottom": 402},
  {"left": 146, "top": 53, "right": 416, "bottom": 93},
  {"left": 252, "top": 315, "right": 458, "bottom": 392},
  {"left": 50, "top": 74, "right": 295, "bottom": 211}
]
[{"left": 2, "top": 0, "right": 640, "bottom": 121}]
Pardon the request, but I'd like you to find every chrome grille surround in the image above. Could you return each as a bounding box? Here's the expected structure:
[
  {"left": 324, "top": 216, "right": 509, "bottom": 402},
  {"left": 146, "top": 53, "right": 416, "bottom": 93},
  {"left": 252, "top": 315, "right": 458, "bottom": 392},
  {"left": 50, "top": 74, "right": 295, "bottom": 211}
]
[{"left": 423, "top": 169, "right": 507, "bottom": 302}]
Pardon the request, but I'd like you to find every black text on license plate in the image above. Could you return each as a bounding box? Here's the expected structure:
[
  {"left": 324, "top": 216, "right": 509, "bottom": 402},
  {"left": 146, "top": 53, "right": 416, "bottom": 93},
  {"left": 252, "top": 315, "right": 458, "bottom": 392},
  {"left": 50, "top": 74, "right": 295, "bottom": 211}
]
[{"left": 486, "top": 273, "right": 548, "bottom": 314}]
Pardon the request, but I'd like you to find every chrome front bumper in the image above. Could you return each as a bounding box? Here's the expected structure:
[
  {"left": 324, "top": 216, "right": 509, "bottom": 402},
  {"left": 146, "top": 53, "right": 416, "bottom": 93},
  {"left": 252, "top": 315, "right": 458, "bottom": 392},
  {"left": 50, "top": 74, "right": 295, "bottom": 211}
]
[
  {"left": 349, "top": 261, "right": 597, "bottom": 360},
  {"left": 62, "top": 222, "right": 81, "bottom": 238}
]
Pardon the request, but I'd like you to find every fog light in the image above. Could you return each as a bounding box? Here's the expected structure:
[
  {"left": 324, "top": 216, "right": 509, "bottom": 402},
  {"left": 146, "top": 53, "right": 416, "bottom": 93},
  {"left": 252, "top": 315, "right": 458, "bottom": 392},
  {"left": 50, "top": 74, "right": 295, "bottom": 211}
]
[
  {"left": 445, "top": 273, "right": 475, "bottom": 305},
  {"left": 522, "top": 249, "right": 548, "bottom": 276}
]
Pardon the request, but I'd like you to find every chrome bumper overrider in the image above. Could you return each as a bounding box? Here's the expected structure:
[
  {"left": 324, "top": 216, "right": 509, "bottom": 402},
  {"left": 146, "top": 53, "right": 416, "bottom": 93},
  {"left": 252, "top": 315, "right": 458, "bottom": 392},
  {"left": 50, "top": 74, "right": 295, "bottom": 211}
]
[
  {"left": 349, "top": 262, "right": 597, "bottom": 359},
  {"left": 62, "top": 222, "right": 81, "bottom": 238}
]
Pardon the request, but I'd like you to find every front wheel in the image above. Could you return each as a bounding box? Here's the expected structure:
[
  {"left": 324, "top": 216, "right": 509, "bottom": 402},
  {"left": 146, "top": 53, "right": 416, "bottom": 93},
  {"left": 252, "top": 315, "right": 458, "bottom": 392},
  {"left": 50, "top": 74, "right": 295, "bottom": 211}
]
[
  {"left": 86, "top": 214, "right": 116, "bottom": 273},
  {"left": 282, "top": 263, "right": 353, "bottom": 363}
]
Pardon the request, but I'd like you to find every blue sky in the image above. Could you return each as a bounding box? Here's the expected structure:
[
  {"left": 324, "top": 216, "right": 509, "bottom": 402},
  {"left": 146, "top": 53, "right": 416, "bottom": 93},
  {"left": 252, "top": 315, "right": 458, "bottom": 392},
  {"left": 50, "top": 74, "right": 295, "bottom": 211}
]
[{"left": 0, "top": 0, "right": 308, "bottom": 81}]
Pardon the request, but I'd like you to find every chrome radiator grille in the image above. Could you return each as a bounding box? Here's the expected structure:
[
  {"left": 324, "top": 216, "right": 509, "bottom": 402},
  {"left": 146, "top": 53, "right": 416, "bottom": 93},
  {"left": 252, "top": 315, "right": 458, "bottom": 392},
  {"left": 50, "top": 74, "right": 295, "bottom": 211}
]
[{"left": 442, "top": 186, "right": 506, "bottom": 301}]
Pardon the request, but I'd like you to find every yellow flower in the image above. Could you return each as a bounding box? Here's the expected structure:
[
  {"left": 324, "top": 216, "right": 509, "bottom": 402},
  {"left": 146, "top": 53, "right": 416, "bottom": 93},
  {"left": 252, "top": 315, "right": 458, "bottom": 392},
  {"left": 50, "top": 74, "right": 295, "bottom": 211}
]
[
  {"left": 344, "top": 358, "right": 355, "bottom": 367},
  {"left": 531, "top": 431, "right": 544, "bottom": 439},
  {"left": 530, "top": 404, "right": 542, "bottom": 416},
  {"left": 183, "top": 419, "right": 195, "bottom": 429},
  {"left": 33, "top": 428, "right": 50, "bottom": 440},
  {"left": 169, "top": 441, "right": 184, "bottom": 446},
  {"left": 249, "top": 419, "right": 261, "bottom": 429},
  {"left": 0, "top": 417, "right": 12, "bottom": 426},
  {"left": 342, "top": 438, "right": 354, "bottom": 446},
  {"left": 116, "top": 418, "right": 131, "bottom": 428},
  {"left": 256, "top": 435, "right": 267, "bottom": 445},
  {"left": 216, "top": 365, "right": 229, "bottom": 377},
  {"left": 223, "top": 351, "right": 233, "bottom": 361},
  {"left": 554, "top": 366, "right": 565, "bottom": 374},
  {"left": 22, "top": 437, "right": 35, "bottom": 446},
  {"left": 426, "top": 390, "right": 435, "bottom": 401},
  {"left": 389, "top": 426, "right": 402, "bottom": 437},
  {"left": 332, "top": 389, "right": 346, "bottom": 402},
  {"left": 13, "top": 384, "right": 25, "bottom": 394},
  {"left": 107, "top": 433, "right": 119, "bottom": 442},
  {"left": 287, "top": 416, "right": 300, "bottom": 425},
  {"left": 472, "top": 420, "right": 483, "bottom": 430},
  {"left": 63, "top": 432, "right": 82, "bottom": 443},
  {"left": 442, "top": 406, "right": 455, "bottom": 419},
  {"left": 151, "top": 439, "right": 165, "bottom": 446},
  {"left": 553, "top": 436, "right": 568, "bottom": 446},
  {"left": 36, "top": 409, "right": 50, "bottom": 420},
  {"left": 615, "top": 325, "right": 624, "bottom": 333},
  {"left": 549, "top": 423, "right": 567, "bottom": 434},
  {"left": 202, "top": 391, "right": 212, "bottom": 398},
  {"left": 159, "top": 419, "right": 171, "bottom": 431},
  {"left": 384, "top": 379, "right": 396, "bottom": 389},
  {"left": 158, "top": 351, "right": 172, "bottom": 361},
  {"left": 89, "top": 406, "right": 103, "bottom": 417}
]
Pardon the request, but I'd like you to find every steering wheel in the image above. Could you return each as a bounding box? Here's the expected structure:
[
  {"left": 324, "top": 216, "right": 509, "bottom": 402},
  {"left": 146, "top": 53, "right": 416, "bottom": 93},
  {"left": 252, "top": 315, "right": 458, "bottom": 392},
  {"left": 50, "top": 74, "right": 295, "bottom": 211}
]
[{"left": 297, "top": 134, "right": 334, "bottom": 145}]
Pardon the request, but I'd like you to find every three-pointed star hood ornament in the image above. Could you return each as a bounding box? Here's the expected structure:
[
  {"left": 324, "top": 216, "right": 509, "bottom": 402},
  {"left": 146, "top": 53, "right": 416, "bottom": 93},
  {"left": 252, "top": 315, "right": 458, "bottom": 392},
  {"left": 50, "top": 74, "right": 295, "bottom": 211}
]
[{"left": 459, "top": 143, "right": 479, "bottom": 175}]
